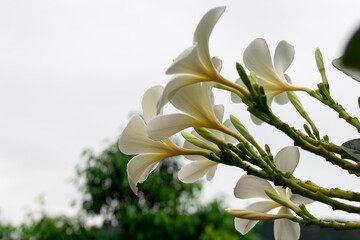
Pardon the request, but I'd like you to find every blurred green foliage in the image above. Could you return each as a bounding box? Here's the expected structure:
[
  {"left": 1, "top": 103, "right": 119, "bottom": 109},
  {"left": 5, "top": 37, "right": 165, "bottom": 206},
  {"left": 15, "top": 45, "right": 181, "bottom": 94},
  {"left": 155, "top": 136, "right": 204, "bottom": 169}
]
[{"left": 0, "top": 140, "right": 260, "bottom": 239}]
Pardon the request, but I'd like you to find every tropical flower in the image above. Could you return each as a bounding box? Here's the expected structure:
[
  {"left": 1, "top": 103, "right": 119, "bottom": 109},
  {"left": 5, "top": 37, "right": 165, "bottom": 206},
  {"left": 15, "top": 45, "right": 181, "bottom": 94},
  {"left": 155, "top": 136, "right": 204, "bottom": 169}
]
[
  {"left": 157, "top": 6, "right": 247, "bottom": 111},
  {"left": 119, "top": 86, "right": 206, "bottom": 195},
  {"left": 226, "top": 146, "right": 313, "bottom": 240},
  {"left": 179, "top": 116, "right": 237, "bottom": 183},
  {"left": 243, "top": 38, "right": 308, "bottom": 105},
  {"left": 147, "top": 82, "right": 238, "bottom": 141}
]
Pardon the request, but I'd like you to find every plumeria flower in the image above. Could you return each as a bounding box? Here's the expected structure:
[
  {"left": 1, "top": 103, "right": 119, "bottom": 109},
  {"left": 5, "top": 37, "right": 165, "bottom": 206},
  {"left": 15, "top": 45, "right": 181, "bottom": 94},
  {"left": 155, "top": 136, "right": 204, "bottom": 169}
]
[
  {"left": 119, "top": 86, "right": 207, "bottom": 195},
  {"left": 179, "top": 115, "right": 237, "bottom": 183},
  {"left": 157, "top": 6, "right": 248, "bottom": 111},
  {"left": 243, "top": 38, "right": 310, "bottom": 105},
  {"left": 147, "top": 82, "right": 239, "bottom": 142},
  {"left": 226, "top": 146, "right": 313, "bottom": 240}
]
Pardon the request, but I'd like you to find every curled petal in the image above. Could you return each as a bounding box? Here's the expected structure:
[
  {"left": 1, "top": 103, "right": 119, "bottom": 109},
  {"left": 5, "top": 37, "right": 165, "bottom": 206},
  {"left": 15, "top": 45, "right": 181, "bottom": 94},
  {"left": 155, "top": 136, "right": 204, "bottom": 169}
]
[
  {"left": 274, "top": 40, "right": 295, "bottom": 76},
  {"left": 274, "top": 208, "right": 300, "bottom": 240},
  {"left": 166, "top": 44, "right": 209, "bottom": 76},
  {"left": 193, "top": 6, "right": 226, "bottom": 68},
  {"left": 274, "top": 146, "right": 299, "bottom": 174},
  {"left": 142, "top": 86, "right": 163, "bottom": 123},
  {"left": 234, "top": 175, "right": 276, "bottom": 200},
  {"left": 178, "top": 160, "right": 218, "bottom": 183},
  {"left": 147, "top": 113, "right": 205, "bottom": 141},
  {"left": 157, "top": 74, "right": 205, "bottom": 113},
  {"left": 119, "top": 115, "right": 171, "bottom": 155},
  {"left": 127, "top": 153, "right": 168, "bottom": 194}
]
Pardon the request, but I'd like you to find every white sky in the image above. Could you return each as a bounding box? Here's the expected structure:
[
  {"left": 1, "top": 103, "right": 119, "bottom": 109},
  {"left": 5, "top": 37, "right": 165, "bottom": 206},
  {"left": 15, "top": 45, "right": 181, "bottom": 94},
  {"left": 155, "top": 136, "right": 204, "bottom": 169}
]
[{"left": 1, "top": 0, "right": 360, "bottom": 224}]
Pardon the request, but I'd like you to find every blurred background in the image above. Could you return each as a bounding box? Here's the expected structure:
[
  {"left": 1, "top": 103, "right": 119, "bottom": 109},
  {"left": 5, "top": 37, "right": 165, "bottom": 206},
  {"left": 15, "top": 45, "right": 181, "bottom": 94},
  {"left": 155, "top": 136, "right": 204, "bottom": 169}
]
[{"left": 1, "top": 0, "right": 360, "bottom": 239}]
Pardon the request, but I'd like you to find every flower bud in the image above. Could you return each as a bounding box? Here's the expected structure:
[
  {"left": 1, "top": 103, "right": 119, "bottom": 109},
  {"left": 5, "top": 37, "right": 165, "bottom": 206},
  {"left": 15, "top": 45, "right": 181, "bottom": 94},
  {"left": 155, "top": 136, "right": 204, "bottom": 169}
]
[
  {"left": 181, "top": 131, "right": 220, "bottom": 154},
  {"left": 194, "top": 127, "right": 228, "bottom": 148}
]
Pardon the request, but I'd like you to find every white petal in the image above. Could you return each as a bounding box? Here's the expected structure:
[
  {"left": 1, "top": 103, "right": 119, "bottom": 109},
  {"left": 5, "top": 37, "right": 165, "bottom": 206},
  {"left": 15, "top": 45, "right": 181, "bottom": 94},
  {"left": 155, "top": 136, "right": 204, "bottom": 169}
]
[
  {"left": 274, "top": 208, "right": 300, "bottom": 240},
  {"left": 213, "top": 104, "right": 224, "bottom": 122},
  {"left": 289, "top": 189, "right": 314, "bottom": 205},
  {"left": 119, "top": 115, "right": 170, "bottom": 155},
  {"left": 274, "top": 91, "right": 289, "bottom": 105},
  {"left": 206, "top": 164, "right": 218, "bottom": 181},
  {"left": 170, "top": 82, "right": 215, "bottom": 121},
  {"left": 250, "top": 113, "right": 264, "bottom": 125},
  {"left": 157, "top": 74, "right": 204, "bottom": 112},
  {"left": 235, "top": 218, "right": 259, "bottom": 235},
  {"left": 212, "top": 56, "right": 223, "bottom": 72},
  {"left": 243, "top": 38, "right": 276, "bottom": 80},
  {"left": 231, "top": 78, "right": 245, "bottom": 103},
  {"left": 142, "top": 86, "right": 163, "bottom": 123},
  {"left": 166, "top": 44, "right": 208, "bottom": 76},
  {"left": 223, "top": 119, "right": 237, "bottom": 144},
  {"left": 178, "top": 160, "right": 218, "bottom": 183},
  {"left": 274, "top": 40, "right": 295, "bottom": 76},
  {"left": 231, "top": 200, "right": 280, "bottom": 234},
  {"left": 127, "top": 153, "right": 166, "bottom": 193},
  {"left": 193, "top": 6, "right": 226, "bottom": 68},
  {"left": 274, "top": 146, "right": 299, "bottom": 174},
  {"left": 147, "top": 113, "right": 204, "bottom": 140},
  {"left": 234, "top": 175, "right": 276, "bottom": 199}
]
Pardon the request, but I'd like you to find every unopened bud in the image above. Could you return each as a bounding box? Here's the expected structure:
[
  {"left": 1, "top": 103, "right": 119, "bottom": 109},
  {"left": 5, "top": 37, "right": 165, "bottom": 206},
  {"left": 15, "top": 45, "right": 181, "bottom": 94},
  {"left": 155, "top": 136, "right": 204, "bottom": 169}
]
[
  {"left": 181, "top": 131, "right": 220, "bottom": 154},
  {"left": 194, "top": 127, "right": 227, "bottom": 148},
  {"left": 230, "top": 115, "right": 253, "bottom": 141},
  {"left": 225, "top": 208, "right": 280, "bottom": 220}
]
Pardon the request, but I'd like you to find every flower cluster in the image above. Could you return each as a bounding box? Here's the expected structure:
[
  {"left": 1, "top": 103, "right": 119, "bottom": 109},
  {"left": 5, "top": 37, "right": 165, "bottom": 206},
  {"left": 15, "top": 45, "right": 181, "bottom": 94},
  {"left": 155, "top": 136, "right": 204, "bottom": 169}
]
[{"left": 118, "top": 5, "right": 360, "bottom": 240}]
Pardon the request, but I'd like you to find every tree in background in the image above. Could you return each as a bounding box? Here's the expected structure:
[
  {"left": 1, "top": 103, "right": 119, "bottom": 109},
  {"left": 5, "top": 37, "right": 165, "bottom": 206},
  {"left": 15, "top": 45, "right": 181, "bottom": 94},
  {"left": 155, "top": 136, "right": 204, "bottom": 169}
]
[{"left": 76, "top": 140, "right": 260, "bottom": 239}]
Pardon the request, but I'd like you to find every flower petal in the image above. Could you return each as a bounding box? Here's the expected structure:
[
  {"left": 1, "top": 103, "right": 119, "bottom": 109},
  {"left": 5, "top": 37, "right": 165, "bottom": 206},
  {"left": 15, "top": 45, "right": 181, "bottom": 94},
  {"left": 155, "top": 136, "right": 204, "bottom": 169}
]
[
  {"left": 206, "top": 164, "right": 218, "bottom": 181},
  {"left": 212, "top": 56, "right": 223, "bottom": 72},
  {"left": 231, "top": 199, "right": 280, "bottom": 234},
  {"left": 289, "top": 189, "right": 314, "bottom": 205},
  {"left": 170, "top": 82, "right": 216, "bottom": 122},
  {"left": 193, "top": 6, "right": 226, "bottom": 68},
  {"left": 274, "top": 146, "right": 299, "bottom": 174},
  {"left": 235, "top": 218, "right": 259, "bottom": 235},
  {"left": 142, "top": 86, "right": 163, "bottom": 123},
  {"left": 147, "top": 113, "right": 204, "bottom": 140},
  {"left": 274, "top": 40, "right": 295, "bottom": 76},
  {"left": 127, "top": 153, "right": 167, "bottom": 194},
  {"left": 274, "top": 208, "right": 300, "bottom": 240},
  {"left": 166, "top": 44, "right": 209, "bottom": 76},
  {"left": 234, "top": 175, "right": 276, "bottom": 199},
  {"left": 213, "top": 104, "right": 224, "bottom": 122},
  {"left": 119, "top": 115, "right": 171, "bottom": 155},
  {"left": 157, "top": 74, "right": 205, "bottom": 112},
  {"left": 178, "top": 160, "right": 218, "bottom": 183},
  {"left": 243, "top": 38, "right": 276, "bottom": 80},
  {"left": 250, "top": 113, "right": 264, "bottom": 125}
]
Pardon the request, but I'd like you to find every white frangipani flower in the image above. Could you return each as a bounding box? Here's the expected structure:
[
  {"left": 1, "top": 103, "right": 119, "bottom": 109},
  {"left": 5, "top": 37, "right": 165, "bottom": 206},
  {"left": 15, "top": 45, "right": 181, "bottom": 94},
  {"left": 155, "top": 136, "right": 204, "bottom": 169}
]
[
  {"left": 243, "top": 38, "right": 309, "bottom": 105},
  {"left": 226, "top": 146, "right": 313, "bottom": 240},
  {"left": 179, "top": 115, "right": 237, "bottom": 183},
  {"left": 147, "top": 82, "right": 238, "bottom": 142},
  {"left": 157, "top": 6, "right": 247, "bottom": 111},
  {"left": 119, "top": 86, "right": 204, "bottom": 195}
]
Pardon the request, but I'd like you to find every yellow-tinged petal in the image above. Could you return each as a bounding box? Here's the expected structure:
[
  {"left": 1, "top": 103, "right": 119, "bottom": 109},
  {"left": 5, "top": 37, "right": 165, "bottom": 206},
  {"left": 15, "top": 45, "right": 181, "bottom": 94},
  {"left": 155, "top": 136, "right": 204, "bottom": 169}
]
[
  {"left": 119, "top": 115, "right": 174, "bottom": 155},
  {"left": 147, "top": 113, "right": 206, "bottom": 141}
]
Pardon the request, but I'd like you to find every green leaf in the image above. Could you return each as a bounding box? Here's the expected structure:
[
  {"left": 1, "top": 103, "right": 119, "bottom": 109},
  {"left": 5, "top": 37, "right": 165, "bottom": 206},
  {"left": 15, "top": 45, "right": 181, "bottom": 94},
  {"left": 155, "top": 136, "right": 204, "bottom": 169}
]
[
  {"left": 332, "top": 57, "right": 360, "bottom": 81},
  {"left": 341, "top": 138, "right": 360, "bottom": 161},
  {"left": 332, "top": 27, "right": 360, "bottom": 81}
]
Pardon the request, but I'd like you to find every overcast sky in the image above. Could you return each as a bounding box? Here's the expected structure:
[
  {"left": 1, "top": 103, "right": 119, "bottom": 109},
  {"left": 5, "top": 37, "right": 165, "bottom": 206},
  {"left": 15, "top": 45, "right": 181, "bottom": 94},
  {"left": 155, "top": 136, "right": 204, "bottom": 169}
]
[{"left": 1, "top": 0, "right": 360, "bottom": 224}]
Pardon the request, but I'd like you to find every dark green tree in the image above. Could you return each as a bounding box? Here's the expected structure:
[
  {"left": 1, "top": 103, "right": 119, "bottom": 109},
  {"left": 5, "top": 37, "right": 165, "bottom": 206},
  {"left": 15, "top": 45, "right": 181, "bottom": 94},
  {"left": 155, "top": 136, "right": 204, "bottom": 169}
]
[{"left": 76, "top": 140, "right": 259, "bottom": 240}]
